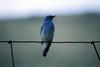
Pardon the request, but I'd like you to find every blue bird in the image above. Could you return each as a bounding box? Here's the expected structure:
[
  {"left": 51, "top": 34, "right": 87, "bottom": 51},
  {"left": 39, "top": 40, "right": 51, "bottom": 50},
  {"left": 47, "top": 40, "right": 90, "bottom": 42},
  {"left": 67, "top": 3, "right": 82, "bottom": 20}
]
[{"left": 40, "top": 15, "right": 55, "bottom": 57}]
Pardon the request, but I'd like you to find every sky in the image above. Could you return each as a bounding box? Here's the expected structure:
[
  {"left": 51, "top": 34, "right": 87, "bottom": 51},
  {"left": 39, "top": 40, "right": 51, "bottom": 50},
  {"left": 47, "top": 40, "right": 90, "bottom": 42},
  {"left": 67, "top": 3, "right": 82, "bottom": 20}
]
[{"left": 0, "top": 0, "right": 100, "bottom": 19}]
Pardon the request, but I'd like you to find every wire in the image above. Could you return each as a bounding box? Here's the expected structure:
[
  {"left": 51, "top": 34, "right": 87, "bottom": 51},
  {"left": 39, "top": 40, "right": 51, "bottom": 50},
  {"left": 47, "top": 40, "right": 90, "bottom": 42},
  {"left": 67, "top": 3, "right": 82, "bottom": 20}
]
[
  {"left": 0, "top": 40, "right": 100, "bottom": 43},
  {"left": 91, "top": 41, "right": 100, "bottom": 62},
  {"left": 8, "top": 40, "right": 15, "bottom": 67},
  {"left": 0, "top": 40, "right": 100, "bottom": 67}
]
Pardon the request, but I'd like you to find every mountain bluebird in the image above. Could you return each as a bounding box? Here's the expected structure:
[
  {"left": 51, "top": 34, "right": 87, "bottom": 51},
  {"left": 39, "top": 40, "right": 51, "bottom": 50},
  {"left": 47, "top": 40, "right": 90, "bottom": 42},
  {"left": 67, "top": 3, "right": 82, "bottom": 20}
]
[{"left": 40, "top": 15, "right": 55, "bottom": 57}]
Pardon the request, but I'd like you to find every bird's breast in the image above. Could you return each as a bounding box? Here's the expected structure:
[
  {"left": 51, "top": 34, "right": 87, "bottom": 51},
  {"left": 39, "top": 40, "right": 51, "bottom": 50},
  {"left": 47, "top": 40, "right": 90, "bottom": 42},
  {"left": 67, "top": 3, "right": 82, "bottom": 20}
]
[{"left": 41, "top": 22, "right": 54, "bottom": 41}]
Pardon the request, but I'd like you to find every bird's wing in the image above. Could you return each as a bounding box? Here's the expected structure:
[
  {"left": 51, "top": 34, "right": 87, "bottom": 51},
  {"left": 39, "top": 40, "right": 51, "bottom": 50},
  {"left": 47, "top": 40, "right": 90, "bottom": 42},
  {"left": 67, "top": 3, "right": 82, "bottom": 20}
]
[{"left": 40, "top": 22, "right": 45, "bottom": 35}]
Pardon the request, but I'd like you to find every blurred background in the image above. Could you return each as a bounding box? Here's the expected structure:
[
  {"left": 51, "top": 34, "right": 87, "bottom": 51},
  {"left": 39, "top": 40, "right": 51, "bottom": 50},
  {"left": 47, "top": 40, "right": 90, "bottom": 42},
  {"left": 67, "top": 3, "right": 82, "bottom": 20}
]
[{"left": 0, "top": 0, "right": 100, "bottom": 67}]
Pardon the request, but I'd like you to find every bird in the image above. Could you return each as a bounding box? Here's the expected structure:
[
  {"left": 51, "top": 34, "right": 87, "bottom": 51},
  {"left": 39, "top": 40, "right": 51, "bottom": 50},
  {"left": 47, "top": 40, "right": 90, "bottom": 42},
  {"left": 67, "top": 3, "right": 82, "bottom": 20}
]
[{"left": 40, "top": 15, "right": 55, "bottom": 57}]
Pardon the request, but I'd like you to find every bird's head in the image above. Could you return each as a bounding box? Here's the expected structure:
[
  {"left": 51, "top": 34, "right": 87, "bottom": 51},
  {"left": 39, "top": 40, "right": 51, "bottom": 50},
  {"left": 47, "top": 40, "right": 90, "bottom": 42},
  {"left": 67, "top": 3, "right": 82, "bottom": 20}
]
[{"left": 44, "top": 15, "right": 56, "bottom": 21}]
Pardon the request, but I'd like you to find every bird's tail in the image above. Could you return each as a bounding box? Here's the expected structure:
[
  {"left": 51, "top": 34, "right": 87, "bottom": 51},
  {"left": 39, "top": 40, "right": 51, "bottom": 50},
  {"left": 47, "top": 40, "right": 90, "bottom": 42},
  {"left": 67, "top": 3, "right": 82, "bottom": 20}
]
[
  {"left": 43, "top": 42, "right": 51, "bottom": 57},
  {"left": 43, "top": 49, "right": 47, "bottom": 57}
]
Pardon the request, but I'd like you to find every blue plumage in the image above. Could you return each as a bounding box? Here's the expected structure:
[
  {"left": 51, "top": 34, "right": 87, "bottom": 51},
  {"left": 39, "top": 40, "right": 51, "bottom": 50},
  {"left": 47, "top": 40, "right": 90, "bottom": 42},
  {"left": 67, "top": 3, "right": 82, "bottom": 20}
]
[{"left": 40, "top": 15, "right": 55, "bottom": 57}]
